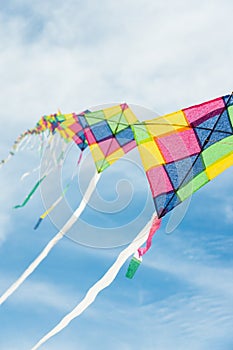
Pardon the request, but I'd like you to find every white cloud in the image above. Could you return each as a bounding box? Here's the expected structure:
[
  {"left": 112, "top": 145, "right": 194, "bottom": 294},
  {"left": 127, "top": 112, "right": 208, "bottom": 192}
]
[
  {"left": 14, "top": 280, "right": 77, "bottom": 312},
  {"left": 0, "top": 1, "right": 233, "bottom": 349},
  {"left": 0, "top": 0, "right": 232, "bottom": 129}
]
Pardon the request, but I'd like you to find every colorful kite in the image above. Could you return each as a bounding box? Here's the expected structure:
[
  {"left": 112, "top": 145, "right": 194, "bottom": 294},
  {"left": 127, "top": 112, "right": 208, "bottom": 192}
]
[{"left": 1, "top": 93, "right": 233, "bottom": 349}]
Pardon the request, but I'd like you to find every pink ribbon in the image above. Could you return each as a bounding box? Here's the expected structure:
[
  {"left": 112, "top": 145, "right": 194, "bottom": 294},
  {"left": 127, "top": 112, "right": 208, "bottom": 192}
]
[{"left": 138, "top": 217, "right": 162, "bottom": 257}]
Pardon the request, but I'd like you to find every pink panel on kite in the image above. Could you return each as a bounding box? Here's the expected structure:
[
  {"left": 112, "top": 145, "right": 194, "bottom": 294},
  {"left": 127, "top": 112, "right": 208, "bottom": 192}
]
[
  {"left": 183, "top": 97, "right": 224, "bottom": 124},
  {"left": 69, "top": 122, "right": 82, "bottom": 133},
  {"left": 156, "top": 129, "right": 201, "bottom": 163},
  {"left": 99, "top": 138, "right": 120, "bottom": 156},
  {"left": 72, "top": 135, "right": 82, "bottom": 144},
  {"left": 122, "top": 140, "right": 136, "bottom": 153},
  {"left": 146, "top": 166, "right": 173, "bottom": 197},
  {"left": 84, "top": 128, "right": 96, "bottom": 145}
]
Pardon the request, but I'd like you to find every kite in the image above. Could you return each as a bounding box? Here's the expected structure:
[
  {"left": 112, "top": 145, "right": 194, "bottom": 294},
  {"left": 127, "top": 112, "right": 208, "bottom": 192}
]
[
  {"left": 0, "top": 93, "right": 233, "bottom": 349},
  {"left": 0, "top": 104, "right": 140, "bottom": 306}
]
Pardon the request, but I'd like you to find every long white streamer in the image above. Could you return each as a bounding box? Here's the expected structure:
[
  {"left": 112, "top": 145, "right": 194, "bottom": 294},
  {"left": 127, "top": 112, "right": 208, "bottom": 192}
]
[
  {"left": 31, "top": 213, "right": 156, "bottom": 350},
  {"left": 0, "top": 173, "right": 100, "bottom": 305}
]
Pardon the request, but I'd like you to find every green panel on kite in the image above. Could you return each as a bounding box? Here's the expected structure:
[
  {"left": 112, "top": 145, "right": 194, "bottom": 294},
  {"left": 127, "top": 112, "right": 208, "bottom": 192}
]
[
  {"left": 177, "top": 171, "right": 209, "bottom": 201},
  {"left": 95, "top": 159, "right": 110, "bottom": 172},
  {"left": 202, "top": 135, "right": 233, "bottom": 167},
  {"left": 108, "top": 113, "right": 128, "bottom": 133},
  {"left": 132, "top": 124, "right": 152, "bottom": 144},
  {"left": 85, "top": 111, "right": 105, "bottom": 125},
  {"left": 227, "top": 105, "right": 233, "bottom": 125},
  {"left": 56, "top": 115, "right": 66, "bottom": 122}
]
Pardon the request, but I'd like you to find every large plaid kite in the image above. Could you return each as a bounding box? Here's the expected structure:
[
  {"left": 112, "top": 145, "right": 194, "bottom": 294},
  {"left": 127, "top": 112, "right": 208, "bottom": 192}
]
[
  {"left": 132, "top": 94, "right": 233, "bottom": 217},
  {"left": 4, "top": 94, "right": 233, "bottom": 221},
  {"left": 1, "top": 92, "right": 233, "bottom": 312}
]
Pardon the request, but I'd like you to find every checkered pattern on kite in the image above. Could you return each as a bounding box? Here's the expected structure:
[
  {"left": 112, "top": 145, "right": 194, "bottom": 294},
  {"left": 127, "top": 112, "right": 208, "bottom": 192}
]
[
  {"left": 27, "top": 94, "right": 233, "bottom": 219},
  {"left": 34, "top": 112, "right": 89, "bottom": 151},
  {"left": 78, "top": 104, "right": 138, "bottom": 172},
  {"left": 35, "top": 115, "right": 59, "bottom": 134},
  {"left": 54, "top": 112, "right": 89, "bottom": 150},
  {"left": 133, "top": 94, "right": 233, "bottom": 218}
]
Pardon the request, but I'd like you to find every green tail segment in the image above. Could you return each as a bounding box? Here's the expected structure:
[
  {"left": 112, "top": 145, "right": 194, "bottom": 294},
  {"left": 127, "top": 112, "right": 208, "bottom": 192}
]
[
  {"left": 13, "top": 176, "right": 46, "bottom": 209},
  {"left": 126, "top": 254, "right": 142, "bottom": 279}
]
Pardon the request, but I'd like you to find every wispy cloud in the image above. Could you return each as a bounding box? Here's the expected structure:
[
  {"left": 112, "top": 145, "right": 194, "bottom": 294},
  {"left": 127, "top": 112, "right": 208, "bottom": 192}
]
[
  {"left": 0, "top": 271, "right": 78, "bottom": 311},
  {"left": 0, "top": 1, "right": 233, "bottom": 349}
]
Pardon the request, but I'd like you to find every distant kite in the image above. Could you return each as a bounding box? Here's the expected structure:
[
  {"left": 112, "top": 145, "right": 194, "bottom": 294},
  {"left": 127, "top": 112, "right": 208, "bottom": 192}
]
[{"left": 1, "top": 93, "right": 232, "bottom": 349}]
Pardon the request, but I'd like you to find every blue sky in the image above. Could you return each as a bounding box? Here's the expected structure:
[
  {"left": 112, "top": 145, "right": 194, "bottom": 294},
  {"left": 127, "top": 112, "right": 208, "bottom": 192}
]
[{"left": 0, "top": 1, "right": 233, "bottom": 349}]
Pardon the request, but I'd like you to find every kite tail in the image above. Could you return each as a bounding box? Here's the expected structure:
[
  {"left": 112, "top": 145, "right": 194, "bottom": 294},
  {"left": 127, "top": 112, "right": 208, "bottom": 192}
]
[
  {"left": 31, "top": 213, "right": 156, "bottom": 350},
  {"left": 0, "top": 173, "right": 100, "bottom": 306},
  {"left": 0, "top": 128, "right": 38, "bottom": 169},
  {"left": 125, "top": 217, "right": 161, "bottom": 279},
  {"left": 0, "top": 152, "right": 14, "bottom": 169},
  {"left": 20, "top": 166, "right": 40, "bottom": 181},
  {"left": 34, "top": 184, "right": 70, "bottom": 230},
  {"left": 0, "top": 136, "right": 24, "bottom": 169},
  {"left": 138, "top": 217, "right": 162, "bottom": 257},
  {"left": 13, "top": 176, "right": 46, "bottom": 209}
]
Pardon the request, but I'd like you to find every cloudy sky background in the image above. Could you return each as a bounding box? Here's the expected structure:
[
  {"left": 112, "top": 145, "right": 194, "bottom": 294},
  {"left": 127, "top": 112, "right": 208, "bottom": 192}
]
[{"left": 0, "top": 1, "right": 233, "bottom": 349}]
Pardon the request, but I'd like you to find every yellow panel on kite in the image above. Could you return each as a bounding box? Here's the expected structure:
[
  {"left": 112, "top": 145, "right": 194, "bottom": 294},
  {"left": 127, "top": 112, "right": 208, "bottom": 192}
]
[
  {"left": 138, "top": 141, "right": 165, "bottom": 171},
  {"left": 146, "top": 110, "right": 189, "bottom": 138},
  {"left": 123, "top": 107, "right": 138, "bottom": 124},
  {"left": 103, "top": 105, "right": 125, "bottom": 119},
  {"left": 206, "top": 153, "right": 233, "bottom": 180},
  {"left": 89, "top": 144, "right": 105, "bottom": 162},
  {"left": 106, "top": 148, "right": 125, "bottom": 165}
]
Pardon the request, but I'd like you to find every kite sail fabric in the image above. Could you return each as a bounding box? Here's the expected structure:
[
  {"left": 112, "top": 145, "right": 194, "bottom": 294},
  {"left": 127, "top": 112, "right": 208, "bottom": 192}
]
[
  {"left": 0, "top": 104, "right": 140, "bottom": 306},
  {"left": 1, "top": 103, "right": 140, "bottom": 230},
  {"left": 78, "top": 103, "right": 138, "bottom": 172},
  {"left": 54, "top": 111, "right": 89, "bottom": 150},
  {"left": 131, "top": 94, "right": 233, "bottom": 218}
]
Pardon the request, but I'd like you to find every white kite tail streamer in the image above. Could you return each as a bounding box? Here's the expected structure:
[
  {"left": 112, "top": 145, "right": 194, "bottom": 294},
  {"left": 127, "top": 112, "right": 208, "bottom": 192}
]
[
  {"left": 31, "top": 213, "right": 157, "bottom": 350},
  {"left": 0, "top": 172, "right": 100, "bottom": 306}
]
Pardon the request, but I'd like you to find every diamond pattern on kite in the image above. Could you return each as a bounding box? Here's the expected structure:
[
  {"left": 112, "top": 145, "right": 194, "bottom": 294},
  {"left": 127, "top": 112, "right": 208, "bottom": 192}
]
[
  {"left": 154, "top": 191, "right": 181, "bottom": 217},
  {"left": 156, "top": 128, "right": 201, "bottom": 163},
  {"left": 115, "top": 127, "right": 135, "bottom": 147},
  {"left": 194, "top": 110, "right": 233, "bottom": 149},
  {"left": 146, "top": 165, "right": 173, "bottom": 198},
  {"left": 164, "top": 154, "right": 205, "bottom": 190},
  {"left": 137, "top": 93, "right": 233, "bottom": 217},
  {"left": 6, "top": 94, "right": 233, "bottom": 218}
]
